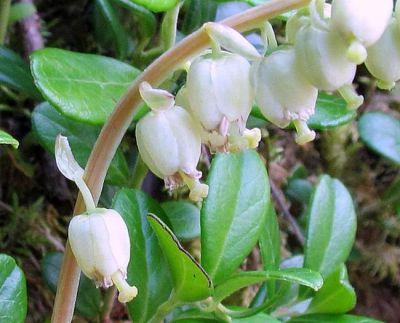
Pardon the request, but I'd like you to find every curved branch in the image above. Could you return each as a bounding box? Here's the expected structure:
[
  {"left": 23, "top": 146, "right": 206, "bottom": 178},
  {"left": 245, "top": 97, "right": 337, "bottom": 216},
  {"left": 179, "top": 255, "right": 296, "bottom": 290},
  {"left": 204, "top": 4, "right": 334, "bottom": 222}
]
[{"left": 51, "top": 0, "right": 310, "bottom": 322}]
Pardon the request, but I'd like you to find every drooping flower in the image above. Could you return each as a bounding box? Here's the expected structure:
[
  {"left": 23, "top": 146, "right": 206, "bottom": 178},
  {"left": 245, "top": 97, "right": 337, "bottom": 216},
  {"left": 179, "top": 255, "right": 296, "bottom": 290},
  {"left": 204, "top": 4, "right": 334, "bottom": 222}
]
[
  {"left": 55, "top": 135, "right": 137, "bottom": 303},
  {"left": 136, "top": 82, "right": 208, "bottom": 202}
]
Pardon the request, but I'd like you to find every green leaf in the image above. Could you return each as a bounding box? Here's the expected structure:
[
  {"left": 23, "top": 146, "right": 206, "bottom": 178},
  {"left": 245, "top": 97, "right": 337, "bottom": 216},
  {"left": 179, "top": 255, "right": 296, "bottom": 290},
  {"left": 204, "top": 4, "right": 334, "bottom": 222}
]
[
  {"left": 201, "top": 150, "right": 270, "bottom": 284},
  {"left": 307, "top": 264, "right": 356, "bottom": 314},
  {"left": 285, "top": 178, "right": 313, "bottom": 205},
  {"left": 130, "top": 0, "right": 178, "bottom": 12},
  {"left": 0, "top": 254, "right": 27, "bottom": 323},
  {"left": 0, "top": 130, "right": 19, "bottom": 148},
  {"left": 32, "top": 102, "right": 129, "bottom": 186},
  {"left": 95, "top": 0, "right": 129, "bottom": 58},
  {"left": 9, "top": 3, "right": 36, "bottom": 25},
  {"left": 289, "top": 314, "right": 382, "bottom": 323},
  {"left": 259, "top": 203, "right": 280, "bottom": 297},
  {"left": 304, "top": 175, "right": 356, "bottom": 278},
  {"left": 148, "top": 213, "right": 212, "bottom": 302},
  {"left": 181, "top": 0, "right": 218, "bottom": 34},
  {"left": 31, "top": 48, "right": 140, "bottom": 124},
  {"left": 358, "top": 112, "right": 400, "bottom": 165},
  {"left": 0, "top": 45, "right": 41, "bottom": 99},
  {"left": 161, "top": 201, "right": 200, "bottom": 241},
  {"left": 112, "top": 189, "right": 173, "bottom": 322},
  {"left": 41, "top": 252, "right": 101, "bottom": 318},
  {"left": 213, "top": 269, "right": 323, "bottom": 303}
]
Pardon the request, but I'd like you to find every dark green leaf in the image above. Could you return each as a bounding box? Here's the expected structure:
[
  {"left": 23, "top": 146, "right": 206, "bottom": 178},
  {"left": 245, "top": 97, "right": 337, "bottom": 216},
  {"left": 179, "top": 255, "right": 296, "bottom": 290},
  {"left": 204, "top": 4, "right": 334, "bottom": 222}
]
[
  {"left": 130, "top": 0, "right": 178, "bottom": 12},
  {"left": 259, "top": 203, "right": 280, "bottom": 297},
  {"left": 0, "top": 46, "right": 41, "bottom": 99},
  {"left": 31, "top": 48, "right": 140, "bottom": 124},
  {"left": 112, "top": 189, "right": 172, "bottom": 322},
  {"left": 358, "top": 112, "right": 400, "bottom": 165},
  {"left": 161, "top": 201, "right": 200, "bottom": 241},
  {"left": 0, "top": 254, "right": 27, "bottom": 323},
  {"left": 201, "top": 150, "right": 270, "bottom": 285},
  {"left": 148, "top": 214, "right": 212, "bottom": 302},
  {"left": 214, "top": 269, "right": 323, "bottom": 303},
  {"left": 307, "top": 264, "right": 356, "bottom": 314},
  {"left": 181, "top": 0, "right": 218, "bottom": 34},
  {"left": 289, "top": 314, "right": 382, "bottom": 323},
  {"left": 0, "top": 130, "right": 19, "bottom": 148},
  {"left": 304, "top": 176, "right": 356, "bottom": 278},
  {"left": 32, "top": 102, "right": 129, "bottom": 186},
  {"left": 95, "top": 0, "right": 129, "bottom": 58},
  {"left": 41, "top": 252, "right": 101, "bottom": 318},
  {"left": 285, "top": 178, "right": 313, "bottom": 205}
]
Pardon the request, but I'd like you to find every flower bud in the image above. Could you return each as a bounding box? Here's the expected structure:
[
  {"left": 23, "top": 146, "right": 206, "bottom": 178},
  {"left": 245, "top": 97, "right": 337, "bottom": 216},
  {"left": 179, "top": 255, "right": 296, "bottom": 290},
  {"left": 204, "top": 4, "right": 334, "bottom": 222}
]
[
  {"left": 186, "top": 51, "right": 260, "bottom": 152},
  {"left": 251, "top": 49, "right": 318, "bottom": 145},
  {"left": 366, "top": 19, "right": 400, "bottom": 90},
  {"left": 136, "top": 82, "right": 208, "bottom": 202},
  {"left": 69, "top": 208, "right": 137, "bottom": 303},
  {"left": 331, "top": 0, "right": 393, "bottom": 63}
]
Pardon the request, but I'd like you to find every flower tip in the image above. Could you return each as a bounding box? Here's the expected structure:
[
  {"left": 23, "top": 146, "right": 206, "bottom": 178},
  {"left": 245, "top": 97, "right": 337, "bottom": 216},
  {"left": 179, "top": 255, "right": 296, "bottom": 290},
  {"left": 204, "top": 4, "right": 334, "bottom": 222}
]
[
  {"left": 295, "top": 129, "right": 316, "bottom": 145},
  {"left": 346, "top": 41, "right": 367, "bottom": 65},
  {"left": 243, "top": 128, "right": 262, "bottom": 149},
  {"left": 117, "top": 285, "right": 138, "bottom": 303},
  {"left": 376, "top": 80, "right": 396, "bottom": 91},
  {"left": 346, "top": 94, "right": 364, "bottom": 110},
  {"left": 189, "top": 182, "right": 209, "bottom": 202}
]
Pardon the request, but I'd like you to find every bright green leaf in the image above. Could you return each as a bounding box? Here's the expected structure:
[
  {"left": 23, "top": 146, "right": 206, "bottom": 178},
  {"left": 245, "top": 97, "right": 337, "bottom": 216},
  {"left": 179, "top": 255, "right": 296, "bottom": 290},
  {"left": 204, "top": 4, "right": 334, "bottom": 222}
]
[
  {"left": 0, "top": 45, "right": 41, "bottom": 99},
  {"left": 0, "top": 130, "right": 19, "bottom": 148},
  {"left": 130, "top": 0, "right": 178, "bottom": 12},
  {"left": 307, "top": 264, "right": 356, "bottom": 314},
  {"left": 358, "top": 112, "right": 400, "bottom": 165},
  {"left": 112, "top": 189, "right": 173, "bottom": 322},
  {"left": 289, "top": 314, "right": 382, "bottom": 323},
  {"left": 0, "top": 254, "right": 27, "bottom": 323},
  {"left": 201, "top": 150, "right": 270, "bottom": 285},
  {"left": 214, "top": 269, "right": 323, "bottom": 303},
  {"left": 148, "top": 213, "right": 212, "bottom": 302},
  {"left": 32, "top": 102, "right": 130, "bottom": 186},
  {"left": 41, "top": 252, "right": 101, "bottom": 318},
  {"left": 31, "top": 48, "right": 140, "bottom": 124},
  {"left": 161, "top": 201, "right": 200, "bottom": 241},
  {"left": 304, "top": 175, "right": 356, "bottom": 278}
]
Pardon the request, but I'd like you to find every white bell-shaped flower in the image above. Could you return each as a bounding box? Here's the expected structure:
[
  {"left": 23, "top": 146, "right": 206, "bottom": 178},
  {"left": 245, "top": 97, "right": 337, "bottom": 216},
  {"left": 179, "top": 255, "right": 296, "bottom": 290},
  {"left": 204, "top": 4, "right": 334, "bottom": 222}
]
[
  {"left": 55, "top": 135, "right": 137, "bottom": 303},
  {"left": 136, "top": 82, "right": 208, "bottom": 202},
  {"left": 331, "top": 0, "right": 393, "bottom": 64},
  {"left": 69, "top": 209, "right": 137, "bottom": 303},
  {"left": 251, "top": 49, "right": 318, "bottom": 145},
  {"left": 366, "top": 18, "right": 400, "bottom": 90}
]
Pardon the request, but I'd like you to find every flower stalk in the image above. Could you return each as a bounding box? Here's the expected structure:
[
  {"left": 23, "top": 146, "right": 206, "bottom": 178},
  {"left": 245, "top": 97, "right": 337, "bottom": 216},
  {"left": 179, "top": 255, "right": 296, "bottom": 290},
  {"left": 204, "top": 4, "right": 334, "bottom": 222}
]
[{"left": 51, "top": 0, "right": 311, "bottom": 322}]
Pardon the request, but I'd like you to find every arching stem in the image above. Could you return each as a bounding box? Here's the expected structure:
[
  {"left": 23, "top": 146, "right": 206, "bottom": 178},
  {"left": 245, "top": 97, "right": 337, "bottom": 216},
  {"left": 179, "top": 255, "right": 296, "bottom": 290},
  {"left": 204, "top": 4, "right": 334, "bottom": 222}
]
[{"left": 51, "top": 1, "right": 311, "bottom": 322}]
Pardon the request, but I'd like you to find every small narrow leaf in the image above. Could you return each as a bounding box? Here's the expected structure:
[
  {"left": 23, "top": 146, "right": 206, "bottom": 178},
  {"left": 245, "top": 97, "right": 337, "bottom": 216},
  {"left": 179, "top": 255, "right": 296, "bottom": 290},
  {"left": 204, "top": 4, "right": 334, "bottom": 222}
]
[
  {"left": 0, "top": 130, "right": 19, "bottom": 148},
  {"left": 55, "top": 134, "right": 84, "bottom": 181},
  {"left": 214, "top": 268, "right": 323, "bottom": 302},
  {"left": 148, "top": 213, "right": 212, "bottom": 302}
]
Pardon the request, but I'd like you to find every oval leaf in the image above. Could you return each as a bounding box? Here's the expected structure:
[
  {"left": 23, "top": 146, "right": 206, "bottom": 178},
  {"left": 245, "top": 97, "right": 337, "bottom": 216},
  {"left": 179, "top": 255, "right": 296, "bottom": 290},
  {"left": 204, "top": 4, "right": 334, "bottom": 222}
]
[
  {"left": 161, "top": 201, "right": 200, "bottom": 241},
  {"left": 201, "top": 150, "right": 270, "bottom": 284},
  {"left": 0, "top": 254, "right": 27, "bottom": 323},
  {"left": 0, "top": 130, "right": 19, "bottom": 149},
  {"left": 148, "top": 213, "right": 212, "bottom": 302},
  {"left": 112, "top": 189, "right": 173, "bottom": 322},
  {"left": 304, "top": 175, "right": 356, "bottom": 278},
  {"left": 31, "top": 48, "right": 140, "bottom": 124},
  {"left": 32, "top": 102, "right": 129, "bottom": 186},
  {"left": 214, "top": 268, "right": 323, "bottom": 303},
  {"left": 358, "top": 112, "right": 400, "bottom": 165}
]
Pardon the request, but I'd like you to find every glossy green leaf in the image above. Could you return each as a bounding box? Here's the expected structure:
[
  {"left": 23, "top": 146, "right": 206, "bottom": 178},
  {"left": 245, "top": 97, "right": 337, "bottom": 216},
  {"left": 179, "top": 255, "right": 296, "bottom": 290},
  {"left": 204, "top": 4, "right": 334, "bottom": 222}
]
[
  {"left": 201, "top": 150, "right": 270, "bottom": 284},
  {"left": 130, "top": 0, "right": 178, "bottom": 12},
  {"left": 181, "top": 0, "right": 218, "bottom": 34},
  {"left": 304, "top": 175, "right": 356, "bottom": 278},
  {"left": 148, "top": 213, "right": 212, "bottom": 302},
  {"left": 307, "top": 264, "right": 356, "bottom": 314},
  {"left": 95, "top": 0, "right": 129, "bottom": 58},
  {"left": 31, "top": 48, "right": 140, "bottom": 124},
  {"left": 0, "top": 130, "right": 19, "bottom": 148},
  {"left": 214, "top": 269, "right": 323, "bottom": 302},
  {"left": 41, "top": 252, "right": 101, "bottom": 318},
  {"left": 358, "top": 112, "right": 400, "bottom": 165},
  {"left": 289, "top": 314, "right": 382, "bottom": 323},
  {"left": 0, "top": 254, "right": 27, "bottom": 323},
  {"left": 259, "top": 203, "right": 280, "bottom": 297},
  {"left": 161, "top": 201, "right": 200, "bottom": 241},
  {"left": 112, "top": 189, "right": 173, "bottom": 322},
  {"left": 32, "top": 102, "right": 129, "bottom": 186},
  {"left": 0, "top": 46, "right": 41, "bottom": 99}
]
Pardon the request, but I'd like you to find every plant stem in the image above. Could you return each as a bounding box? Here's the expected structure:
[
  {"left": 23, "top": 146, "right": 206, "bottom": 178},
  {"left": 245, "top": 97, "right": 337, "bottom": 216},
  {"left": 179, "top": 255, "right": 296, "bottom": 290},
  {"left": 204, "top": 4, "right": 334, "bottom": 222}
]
[
  {"left": 148, "top": 293, "right": 178, "bottom": 323},
  {"left": 100, "top": 287, "right": 116, "bottom": 323},
  {"left": 0, "top": 0, "right": 10, "bottom": 44},
  {"left": 130, "top": 155, "right": 148, "bottom": 189},
  {"left": 51, "top": 1, "right": 311, "bottom": 322}
]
